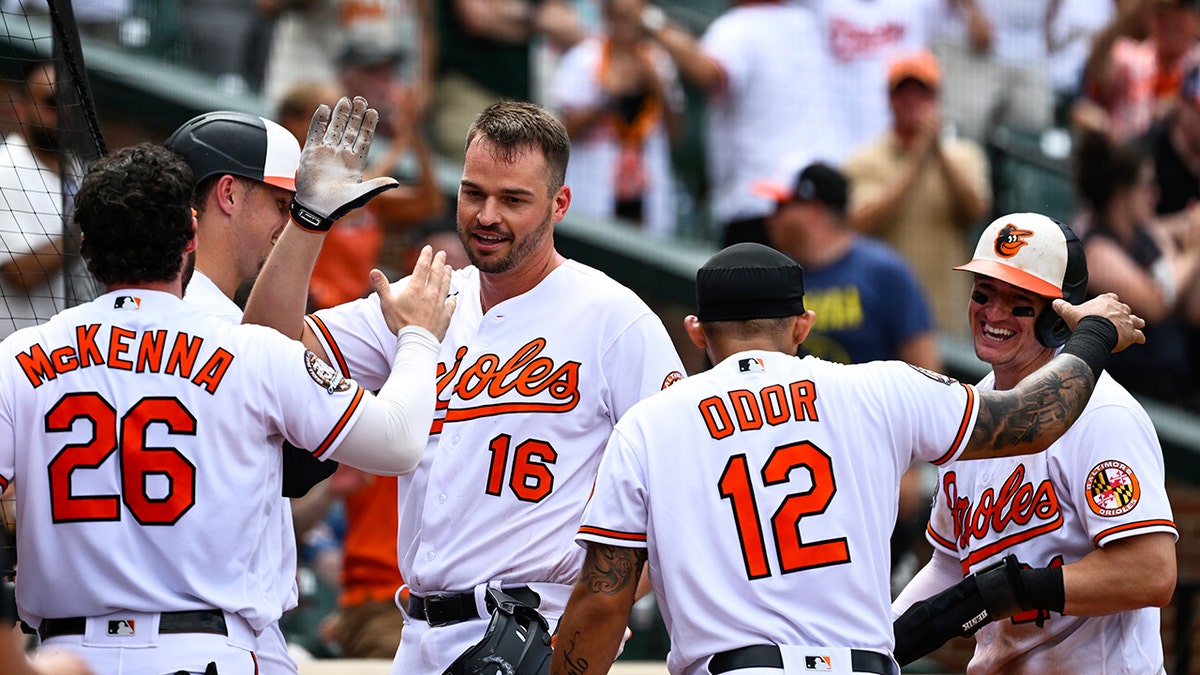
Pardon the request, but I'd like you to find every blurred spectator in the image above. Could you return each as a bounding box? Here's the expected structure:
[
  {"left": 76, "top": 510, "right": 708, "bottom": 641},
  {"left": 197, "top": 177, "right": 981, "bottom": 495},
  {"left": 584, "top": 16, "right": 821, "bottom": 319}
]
[
  {"left": 263, "top": 0, "right": 434, "bottom": 117},
  {"left": 0, "top": 59, "right": 70, "bottom": 339},
  {"left": 1073, "top": 129, "right": 1200, "bottom": 406},
  {"left": 551, "top": 0, "right": 684, "bottom": 238},
  {"left": 762, "top": 162, "right": 940, "bottom": 369},
  {"left": 178, "top": 0, "right": 274, "bottom": 93},
  {"left": 276, "top": 77, "right": 442, "bottom": 310},
  {"left": 631, "top": 0, "right": 842, "bottom": 247},
  {"left": 805, "top": 0, "right": 944, "bottom": 160},
  {"left": 844, "top": 49, "right": 991, "bottom": 337},
  {"left": 1073, "top": 0, "right": 1200, "bottom": 142},
  {"left": 431, "top": 0, "right": 585, "bottom": 157},
  {"left": 933, "top": 0, "right": 1056, "bottom": 141},
  {"left": 1046, "top": 0, "right": 1117, "bottom": 122},
  {"left": 1143, "top": 61, "right": 1200, "bottom": 220}
]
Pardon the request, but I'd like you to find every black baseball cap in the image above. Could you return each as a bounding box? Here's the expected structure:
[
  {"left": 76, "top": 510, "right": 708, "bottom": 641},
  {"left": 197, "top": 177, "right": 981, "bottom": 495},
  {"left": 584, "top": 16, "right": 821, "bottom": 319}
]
[
  {"left": 696, "top": 243, "right": 806, "bottom": 321},
  {"left": 753, "top": 162, "right": 848, "bottom": 214}
]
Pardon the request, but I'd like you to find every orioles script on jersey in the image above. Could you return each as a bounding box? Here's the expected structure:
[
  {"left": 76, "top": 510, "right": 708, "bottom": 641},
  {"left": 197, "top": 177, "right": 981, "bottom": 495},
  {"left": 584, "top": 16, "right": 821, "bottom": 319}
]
[
  {"left": 15, "top": 323, "right": 234, "bottom": 394},
  {"left": 432, "top": 338, "right": 580, "bottom": 432},
  {"left": 941, "top": 463, "right": 1064, "bottom": 569},
  {"left": 699, "top": 379, "right": 819, "bottom": 440}
]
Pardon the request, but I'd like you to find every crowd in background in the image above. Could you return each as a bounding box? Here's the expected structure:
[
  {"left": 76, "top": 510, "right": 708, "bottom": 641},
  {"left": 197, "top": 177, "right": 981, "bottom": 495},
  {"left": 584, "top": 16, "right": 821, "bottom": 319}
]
[{"left": 3, "top": 0, "right": 1200, "bottom": 664}]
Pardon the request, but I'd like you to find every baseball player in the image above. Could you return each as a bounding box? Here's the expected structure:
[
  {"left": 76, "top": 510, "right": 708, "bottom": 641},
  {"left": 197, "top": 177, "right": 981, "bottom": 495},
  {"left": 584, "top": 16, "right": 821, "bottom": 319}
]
[
  {"left": 550, "top": 242, "right": 1146, "bottom": 675},
  {"left": 164, "top": 107, "right": 312, "bottom": 673},
  {"left": 242, "top": 99, "right": 686, "bottom": 673},
  {"left": 0, "top": 100, "right": 455, "bottom": 673},
  {"left": 892, "top": 214, "right": 1178, "bottom": 673}
]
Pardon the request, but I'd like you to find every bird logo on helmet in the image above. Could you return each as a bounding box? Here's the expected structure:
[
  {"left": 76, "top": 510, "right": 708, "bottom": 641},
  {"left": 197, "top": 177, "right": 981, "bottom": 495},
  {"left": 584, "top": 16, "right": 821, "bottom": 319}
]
[
  {"left": 993, "top": 223, "right": 1034, "bottom": 258},
  {"left": 955, "top": 212, "right": 1088, "bottom": 348},
  {"left": 164, "top": 111, "right": 300, "bottom": 192}
]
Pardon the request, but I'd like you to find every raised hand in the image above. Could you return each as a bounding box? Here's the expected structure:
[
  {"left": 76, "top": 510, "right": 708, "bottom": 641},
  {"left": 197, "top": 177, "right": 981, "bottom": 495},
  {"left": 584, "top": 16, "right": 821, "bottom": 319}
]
[
  {"left": 372, "top": 245, "right": 456, "bottom": 341},
  {"left": 291, "top": 95, "right": 400, "bottom": 232},
  {"left": 1052, "top": 293, "right": 1146, "bottom": 353}
]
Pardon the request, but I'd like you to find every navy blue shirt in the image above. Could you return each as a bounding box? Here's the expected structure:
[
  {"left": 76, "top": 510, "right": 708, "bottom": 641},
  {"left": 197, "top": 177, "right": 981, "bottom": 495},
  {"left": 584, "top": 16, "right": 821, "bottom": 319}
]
[{"left": 798, "top": 237, "right": 933, "bottom": 364}]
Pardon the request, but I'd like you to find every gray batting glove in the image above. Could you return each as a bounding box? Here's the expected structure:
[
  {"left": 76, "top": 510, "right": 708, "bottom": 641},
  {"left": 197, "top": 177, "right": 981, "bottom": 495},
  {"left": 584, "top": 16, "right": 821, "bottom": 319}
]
[{"left": 290, "top": 95, "right": 399, "bottom": 232}]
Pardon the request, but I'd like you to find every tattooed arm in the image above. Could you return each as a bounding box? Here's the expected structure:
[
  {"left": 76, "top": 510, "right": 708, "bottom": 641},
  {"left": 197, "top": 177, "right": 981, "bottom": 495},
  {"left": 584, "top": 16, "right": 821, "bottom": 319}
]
[
  {"left": 552, "top": 543, "right": 648, "bottom": 675},
  {"left": 958, "top": 293, "right": 1145, "bottom": 461}
]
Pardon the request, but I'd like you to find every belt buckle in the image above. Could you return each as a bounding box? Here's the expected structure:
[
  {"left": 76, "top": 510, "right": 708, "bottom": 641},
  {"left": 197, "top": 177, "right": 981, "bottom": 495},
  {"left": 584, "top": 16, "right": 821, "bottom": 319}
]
[{"left": 423, "top": 593, "right": 458, "bottom": 627}]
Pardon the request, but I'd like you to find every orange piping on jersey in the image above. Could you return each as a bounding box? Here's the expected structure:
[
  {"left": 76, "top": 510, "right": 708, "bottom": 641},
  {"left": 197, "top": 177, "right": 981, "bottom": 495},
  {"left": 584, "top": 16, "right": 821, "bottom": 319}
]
[
  {"left": 311, "top": 386, "right": 366, "bottom": 457},
  {"left": 959, "top": 516, "right": 1065, "bottom": 574},
  {"left": 926, "top": 522, "right": 956, "bottom": 551},
  {"left": 934, "top": 383, "right": 976, "bottom": 466},
  {"left": 578, "top": 525, "right": 647, "bottom": 543},
  {"left": 1092, "top": 519, "right": 1178, "bottom": 547},
  {"left": 251, "top": 651, "right": 259, "bottom": 673},
  {"left": 307, "top": 314, "right": 350, "bottom": 377},
  {"left": 0, "top": 475, "right": 8, "bottom": 491}
]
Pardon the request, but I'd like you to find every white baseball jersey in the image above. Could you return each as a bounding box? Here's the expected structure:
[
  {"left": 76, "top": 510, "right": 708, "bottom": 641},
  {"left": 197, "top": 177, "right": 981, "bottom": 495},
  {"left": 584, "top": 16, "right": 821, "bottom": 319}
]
[
  {"left": 307, "top": 261, "right": 683, "bottom": 665},
  {"left": 925, "top": 371, "right": 1177, "bottom": 674},
  {"left": 804, "top": 0, "right": 941, "bottom": 160},
  {"left": 578, "top": 350, "right": 980, "bottom": 675},
  {"left": 699, "top": 2, "right": 844, "bottom": 224},
  {"left": 182, "top": 269, "right": 298, "bottom": 673},
  {"left": 0, "top": 289, "right": 365, "bottom": 635}
]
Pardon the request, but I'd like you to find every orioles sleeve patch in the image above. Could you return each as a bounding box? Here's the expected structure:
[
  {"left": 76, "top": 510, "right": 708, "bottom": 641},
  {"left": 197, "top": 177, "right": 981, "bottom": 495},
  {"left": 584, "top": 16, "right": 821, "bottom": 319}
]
[
  {"left": 305, "top": 351, "right": 353, "bottom": 394},
  {"left": 906, "top": 364, "right": 957, "bottom": 386},
  {"left": 662, "top": 370, "right": 684, "bottom": 389},
  {"left": 1086, "top": 460, "right": 1141, "bottom": 517}
]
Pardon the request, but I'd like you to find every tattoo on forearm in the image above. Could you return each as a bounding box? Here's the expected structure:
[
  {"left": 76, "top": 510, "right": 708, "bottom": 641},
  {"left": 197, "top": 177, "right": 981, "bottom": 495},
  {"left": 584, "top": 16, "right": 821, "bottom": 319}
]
[
  {"left": 561, "top": 631, "right": 590, "bottom": 675},
  {"left": 582, "top": 544, "right": 647, "bottom": 596},
  {"left": 972, "top": 356, "right": 1093, "bottom": 453}
]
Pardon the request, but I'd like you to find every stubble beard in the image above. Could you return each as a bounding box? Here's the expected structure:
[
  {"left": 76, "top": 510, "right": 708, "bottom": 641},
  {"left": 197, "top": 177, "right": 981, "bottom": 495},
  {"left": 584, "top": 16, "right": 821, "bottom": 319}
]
[{"left": 462, "top": 207, "right": 554, "bottom": 275}]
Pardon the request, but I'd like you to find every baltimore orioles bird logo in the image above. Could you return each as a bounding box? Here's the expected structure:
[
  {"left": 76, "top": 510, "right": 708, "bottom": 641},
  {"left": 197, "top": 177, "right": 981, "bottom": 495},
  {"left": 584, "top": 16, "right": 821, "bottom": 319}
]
[{"left": 993, "top": 223, "right": 1034, "bottom": 258}]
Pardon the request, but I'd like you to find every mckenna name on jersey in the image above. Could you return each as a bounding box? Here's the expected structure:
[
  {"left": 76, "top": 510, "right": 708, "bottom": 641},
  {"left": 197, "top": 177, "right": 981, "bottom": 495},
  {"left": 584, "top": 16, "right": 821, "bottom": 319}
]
[
  {"left": 941, "top": 463, "right": 1064, "bottom": 562},
  {"left": 432, "top": 338, "right": 580, "bottom": 434},
  {"left": 14, "top": 323, "right": 235, "bottom": 394}
]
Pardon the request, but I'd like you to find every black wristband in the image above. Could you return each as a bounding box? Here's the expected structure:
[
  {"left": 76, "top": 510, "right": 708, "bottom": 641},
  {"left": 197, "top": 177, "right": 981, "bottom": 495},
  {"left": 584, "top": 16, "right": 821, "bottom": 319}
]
[
  {"left": 290, "top": 198, "right": 334, "bottom": 232},
  {"left": 1019, "top": 566, "right": 1065, "bottom": 614},
  {"left": 1060, "top": 315, "right": 1118, "bottom": 381}
]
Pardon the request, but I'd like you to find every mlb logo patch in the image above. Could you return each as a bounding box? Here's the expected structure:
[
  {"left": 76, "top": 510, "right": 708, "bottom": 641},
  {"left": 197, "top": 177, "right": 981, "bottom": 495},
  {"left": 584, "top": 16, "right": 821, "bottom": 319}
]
[
  {"left": 801, "top": 653, "right": 830, "bottom": 667},
  {"left": 738, "top": 357, "right": 765, "bottom": 373},
  {"left": 804, "top": 655, "right": 832, "bottom": 671},
  {"left": 113, "top": 296, "right": 141, "bottom": 310},
  {"left": 107, "top": 619, "right": 135, "bottom": 635}
]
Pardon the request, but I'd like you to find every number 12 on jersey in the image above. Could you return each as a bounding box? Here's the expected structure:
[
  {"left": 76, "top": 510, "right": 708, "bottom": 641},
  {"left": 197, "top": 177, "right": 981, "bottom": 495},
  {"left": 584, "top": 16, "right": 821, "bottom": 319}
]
[{"left": 718, "top": 440, "right": 850, "bottom": 580}]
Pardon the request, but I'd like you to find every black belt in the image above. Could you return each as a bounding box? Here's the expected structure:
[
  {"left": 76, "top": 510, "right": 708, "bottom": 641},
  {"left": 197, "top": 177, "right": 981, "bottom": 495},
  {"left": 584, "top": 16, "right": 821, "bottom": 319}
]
[
  {"left": 407, "top": 587, "right": 540, "bottom": 627},
  {"left": 39, "top": 609, "right": 227, "bottom": 641},
  {"left": 710, "top": 645, "right": 894, "bottom": 675}
]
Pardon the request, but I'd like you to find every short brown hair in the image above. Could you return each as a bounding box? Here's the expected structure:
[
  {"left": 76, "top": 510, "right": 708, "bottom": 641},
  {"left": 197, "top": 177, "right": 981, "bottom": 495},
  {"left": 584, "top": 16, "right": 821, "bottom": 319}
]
[{"left": 465, "top": 100, "right": 570, "bottom": 194}]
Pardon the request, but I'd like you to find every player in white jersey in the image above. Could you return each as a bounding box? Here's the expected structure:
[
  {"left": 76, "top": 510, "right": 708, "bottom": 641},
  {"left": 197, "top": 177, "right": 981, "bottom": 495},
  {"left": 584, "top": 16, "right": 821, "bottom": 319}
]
[
  {"left": 242, "top": 99, "right": 685, "bottom": 673},
  {"left": 1, "top": 109, "right": 455, "bottom": 672},
  {"left": 892, "top": 214, "right": 1178, "bottom": 674},
  {"left": 549, "top": 242, "right": 1147, "bottom": 675},
  {"left": 165, "top": 107, "right": 311, "bottom": 673}
]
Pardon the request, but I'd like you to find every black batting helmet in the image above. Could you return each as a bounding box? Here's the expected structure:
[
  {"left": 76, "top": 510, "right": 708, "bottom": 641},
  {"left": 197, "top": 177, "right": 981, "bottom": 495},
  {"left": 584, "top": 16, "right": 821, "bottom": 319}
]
[
  {"left": 955, "top": 212, "right": 1088, "bottom": 348},
  {"left": 164, "top": 111, "right": 300, "bottom": 191}
]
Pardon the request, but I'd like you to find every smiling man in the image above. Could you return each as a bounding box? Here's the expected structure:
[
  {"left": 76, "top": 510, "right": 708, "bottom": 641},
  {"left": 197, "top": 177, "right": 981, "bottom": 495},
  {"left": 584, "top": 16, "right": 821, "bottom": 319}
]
[
  {"left": 892, "top": 213, "right": 1178, "bottom": 673},
  {"left": 242, "top": 98, "right": 685, "bottom": 675}
]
